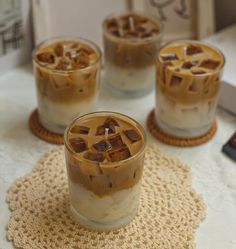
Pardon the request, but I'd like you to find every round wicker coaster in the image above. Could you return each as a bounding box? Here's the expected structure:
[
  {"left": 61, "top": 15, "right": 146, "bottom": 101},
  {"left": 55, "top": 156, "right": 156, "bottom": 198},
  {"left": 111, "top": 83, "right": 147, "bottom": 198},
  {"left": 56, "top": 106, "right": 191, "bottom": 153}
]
[
  {"left": 29, "top": 109, "right": 64, "bottom": 144},
  {"left": 147, "top": 109, "right": 217, "bottom": 147},
  {"left": 7, "top": 145, "right": 206, "bottom": 249}
]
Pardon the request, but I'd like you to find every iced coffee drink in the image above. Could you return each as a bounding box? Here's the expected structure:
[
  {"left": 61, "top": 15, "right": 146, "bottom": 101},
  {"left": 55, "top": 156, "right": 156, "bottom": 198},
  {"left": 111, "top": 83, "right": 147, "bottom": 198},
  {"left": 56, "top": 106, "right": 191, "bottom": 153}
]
[
  {"left": 64, "top": 112, "right": 146, "bottom": 230},
  {"left": 155, "top": 40, "right": 225, "bottom": 138},
  {"left": 33, "top": 38, "right": 101, "bottom": 134},
  {"left": 103, "top": 12, "right": 162, "bottom": 97}
]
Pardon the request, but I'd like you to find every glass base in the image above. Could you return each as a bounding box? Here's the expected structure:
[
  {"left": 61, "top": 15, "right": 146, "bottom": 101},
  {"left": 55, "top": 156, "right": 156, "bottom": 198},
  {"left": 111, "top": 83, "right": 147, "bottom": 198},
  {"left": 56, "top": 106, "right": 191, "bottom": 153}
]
[
  {"left": 156, "top": 118, "right": 212, "bottom": 138},
  {"left": 39, "top": 115, "right": 66, "bottom": 135},
  {"left": 70, "top": 204, "right": 138, "bottom": 231}
]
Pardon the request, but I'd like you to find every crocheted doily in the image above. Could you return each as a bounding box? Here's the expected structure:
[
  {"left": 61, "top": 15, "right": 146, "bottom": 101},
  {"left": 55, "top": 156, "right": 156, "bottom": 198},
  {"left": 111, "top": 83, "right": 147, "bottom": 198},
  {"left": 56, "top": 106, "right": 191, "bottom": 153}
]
[{"left": 7, "top": 145, "right": 206, "bottom": 249}]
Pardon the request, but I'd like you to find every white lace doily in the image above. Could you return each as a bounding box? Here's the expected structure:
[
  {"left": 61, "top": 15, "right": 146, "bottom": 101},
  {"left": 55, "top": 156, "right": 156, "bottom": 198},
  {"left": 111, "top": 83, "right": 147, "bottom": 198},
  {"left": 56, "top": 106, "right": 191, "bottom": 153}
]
[{"left": 7, "top": 145, "right": 206, "bottom": 249}]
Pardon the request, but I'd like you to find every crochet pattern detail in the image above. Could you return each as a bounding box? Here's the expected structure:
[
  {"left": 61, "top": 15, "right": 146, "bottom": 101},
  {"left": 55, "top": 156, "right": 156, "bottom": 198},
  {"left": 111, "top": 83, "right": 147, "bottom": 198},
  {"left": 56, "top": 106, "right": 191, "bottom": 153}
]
[{"left": 7, "top": 145, "right": 206, "bottom": 249}]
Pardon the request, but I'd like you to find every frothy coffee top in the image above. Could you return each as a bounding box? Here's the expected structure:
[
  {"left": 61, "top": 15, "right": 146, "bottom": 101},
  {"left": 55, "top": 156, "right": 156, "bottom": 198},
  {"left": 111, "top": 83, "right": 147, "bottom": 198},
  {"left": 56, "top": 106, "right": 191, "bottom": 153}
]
[
  {"left": 35, "top": 40, "right": 100, "bottom": 71},
  {"left": 67, "top": 114, "right": 145, "bottom": 164},
  {"left": 159, "top": 41, "right": 224, "bottom": 75},
  {"left": 104, "top": 13, "right": 160, "bottom": 40}
]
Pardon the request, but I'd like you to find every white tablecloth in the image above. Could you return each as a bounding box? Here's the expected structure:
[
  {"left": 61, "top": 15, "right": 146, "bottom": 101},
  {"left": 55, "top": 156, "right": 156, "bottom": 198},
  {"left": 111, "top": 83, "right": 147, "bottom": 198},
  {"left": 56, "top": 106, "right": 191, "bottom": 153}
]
[{"left": 0, "top": 64, "right": 236, "bottom": 249}]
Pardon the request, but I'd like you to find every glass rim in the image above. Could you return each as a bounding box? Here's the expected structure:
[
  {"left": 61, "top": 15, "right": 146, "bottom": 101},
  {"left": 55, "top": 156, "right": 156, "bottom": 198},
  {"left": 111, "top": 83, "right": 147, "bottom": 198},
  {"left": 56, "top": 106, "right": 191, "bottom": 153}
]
[
  {"left": 32, "top": 36, "right": 102, "bottom": 74},
  {"left": 156, "top": 39, "right": 225, "bottom": 76},
  {"left": 102, "top": 11, "right": 163, "bottom": 44},
  {"left": 64, "top": 111, "right": 147, "bottom": 166}
]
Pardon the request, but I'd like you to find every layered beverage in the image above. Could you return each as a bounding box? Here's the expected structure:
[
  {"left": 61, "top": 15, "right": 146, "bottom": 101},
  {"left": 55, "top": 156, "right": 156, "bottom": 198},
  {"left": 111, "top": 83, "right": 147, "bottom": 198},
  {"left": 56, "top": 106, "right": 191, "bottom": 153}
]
[
  {"left": 33, "top": 38, "right": 101, "bottom": 134},
  {"left": 103, "top": 12, "right": 162, "bottom": 97},
  {"left": 64, "top": 112, "right": 146, "bottom": 230},
  {"left": 155, "top": 40, "right": 225, "bottom": 138}
]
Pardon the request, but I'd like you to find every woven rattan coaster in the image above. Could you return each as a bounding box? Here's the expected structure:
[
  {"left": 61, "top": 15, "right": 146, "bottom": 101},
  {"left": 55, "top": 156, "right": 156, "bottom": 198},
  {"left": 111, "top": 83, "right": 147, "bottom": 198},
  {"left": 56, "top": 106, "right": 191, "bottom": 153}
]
[
  {"left": 7, "top": 145, "right": 206, "bottom": 249},
  {"left": 29, "top": 109, "right": 64, "bottom": 144},
  {"left": 147, "top": 109, "right": 217, "bottom": 147}
]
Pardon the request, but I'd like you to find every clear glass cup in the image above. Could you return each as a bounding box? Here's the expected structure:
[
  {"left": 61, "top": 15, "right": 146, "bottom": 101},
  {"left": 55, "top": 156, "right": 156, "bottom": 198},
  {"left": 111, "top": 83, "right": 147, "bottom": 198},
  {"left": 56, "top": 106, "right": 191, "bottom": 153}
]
[
  {"left": 103, "top": 12, "right": 162, "bottom": 97},
  {"left": 33, "top": 37, "right": 102, "bottom": 134},
  {"left": 64, "top": 111, "right": 146, "bottom": 231},
  {"left": 155, "top": 40, "right": 225, "bottom": 138}
]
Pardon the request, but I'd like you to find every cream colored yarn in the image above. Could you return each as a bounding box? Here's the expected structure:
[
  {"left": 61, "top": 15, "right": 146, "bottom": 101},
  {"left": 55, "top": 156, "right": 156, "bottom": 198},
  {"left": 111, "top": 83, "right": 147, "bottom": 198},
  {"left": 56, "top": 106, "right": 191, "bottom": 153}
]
[{"left": 7, "top": 145, "right": 206, "bottom": 249}]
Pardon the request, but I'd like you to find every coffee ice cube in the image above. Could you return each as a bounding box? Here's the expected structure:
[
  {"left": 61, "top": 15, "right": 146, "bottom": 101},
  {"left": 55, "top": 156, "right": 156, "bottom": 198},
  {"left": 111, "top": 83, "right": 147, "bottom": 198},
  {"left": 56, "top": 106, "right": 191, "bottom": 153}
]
[
  {"left": 107, "top": 19, "right": 120, "bottom": 36},
  {"left": 78, "top": 47, "right": 94, "bottom": 56},
  {"left": 93, "top": 140, "right": 110, "bottom": 152},
  {"left": 137, "top": 26, "right": 146, "bottom": 34},
  {"left": 139, "top": 16, "right": 149, "bottom": 24},
  {"left": 56, "top": 58, "right": 73, "bottom": 70},
  {"left": 70, "top": 43, "right": 79, "bottom": 49},
  {"left": 111, "top": 30, "right": 120, "bottom": 37},
  {"left": 70, "top": 125, "right": 90, "bottom": 134},
  {"left": 120, "top": 23, "right": 129, "bottom": 31},
  {"left": 69, "top": 137, "right": 87, "bottom": 153},
  {"left": 104, "top": 117, "right": 120, "bottom": 127},
  {"left": 74, "top": 54, "right": 89, "bottom": 69},
  {"left": 188, "top": 81, "right": 200, "bottom": 92},
  {"left": 107, "top": 18, "right": 118, "bottom": 30},
  {"left": 200, "top": 59, "right": 220, "bottom": 70},
  {"left": 170, "top": 76, "right": 182, "bottom": 87},
  {"left": 109, "top": 134, "right": 124, "bottom": 149},
  {"left": 95, "top": 117, "right": 119, "bottom": 135},
  {"left": 161, "top": 54, "right": 178, "bottom": 61},
  {"left": 37, "top": 52, "right": 55, "bottom": 64},
  {"left": 84, "top": 151, "right": 105, "bottom": 162},
  {"left": 51, "top": 75, "right": 71, "bottom": 89},
  {"left": 182, "top": 61, "right": 194, "bottom": 69},
  {"left": 137, "top": 25, "right": 153, "bottom": 38},
  {"left": 124, "top": 129, "right": 141, "bottom": 143},
  {"left": 121, "top": 14, "right": 131, "bottom": 24},
  {"left": 54, "top": 43, "right": 64, "bottom": 57},
  {"left": 108, "top": 145, "right": 131, "bottom": 162},
  {"left": 186, "top": 45, "right": 203, "bottom": 55}
]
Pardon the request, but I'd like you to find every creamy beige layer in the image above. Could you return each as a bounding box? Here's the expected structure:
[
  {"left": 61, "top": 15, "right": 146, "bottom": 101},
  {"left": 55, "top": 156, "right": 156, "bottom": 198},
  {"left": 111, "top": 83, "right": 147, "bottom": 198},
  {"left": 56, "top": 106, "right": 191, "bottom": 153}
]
[
  {"left": 104, "top": 61, "right": 155, "bottom": 92},
  {"left": 69, "top": 178, "right": 141, "bottom": 223},
  {"left": 37, "top": 93, "right": 97, "bottom": 134},
  {"left": 155, "top": 91, "right": 218, "bottom": 130}
]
